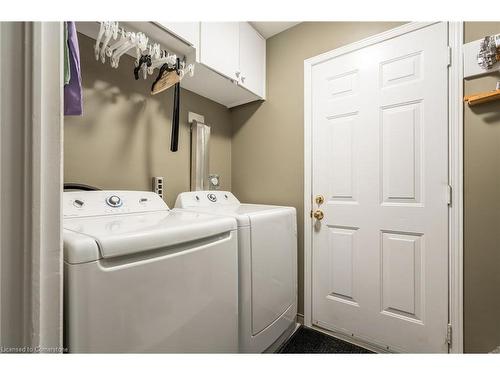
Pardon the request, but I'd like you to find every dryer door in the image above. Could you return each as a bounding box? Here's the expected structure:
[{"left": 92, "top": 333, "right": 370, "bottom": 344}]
[{"left": 249, "top": 208, "right": 297, "bottom": 335}]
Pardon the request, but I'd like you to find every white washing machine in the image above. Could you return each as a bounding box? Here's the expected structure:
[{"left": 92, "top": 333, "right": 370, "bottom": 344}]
[
  {"left": 63, "top": 190, "right": 239, "bottom": 353},
  {"left": 175, "top": 191, "right": 297, "bottom": 353}
]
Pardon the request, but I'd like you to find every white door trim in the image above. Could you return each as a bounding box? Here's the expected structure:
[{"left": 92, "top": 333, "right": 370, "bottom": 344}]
[
  {"left": 0, "top": 22, "right": 63, "bottom": 351},
  {"left": 303, "top": 21, "right": 464, "bottom": 353},
  {"left": 447, "top": 21, "right": 464, "bottom": 354},
  {"left": 0, "top": 22, "right": 3, "bottom": 347},
  {"left": 29, "top": 21, "right": 64, "bottom": 352}
]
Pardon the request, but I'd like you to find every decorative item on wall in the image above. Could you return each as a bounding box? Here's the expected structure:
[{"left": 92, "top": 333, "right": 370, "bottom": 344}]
[
  {"left": 93, "top": 21, "right": 194, "bottom": 151},
  {"left": 464, "top": 32, "right": 500, "bottom": 78},
  {"left": 477, "top": 34, "right": 500, "bottom": 70}
]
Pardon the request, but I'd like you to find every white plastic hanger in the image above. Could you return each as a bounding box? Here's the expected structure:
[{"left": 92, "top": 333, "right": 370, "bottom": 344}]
[
  {"left": 180, "top": 63, "right": 195, "bottom": 79},
  {"left": 111, "top": 32, "right": 136, "bottom": 68},
  {"left": 106, "top": 28, "right": 128, "bottom": 58},
  {"left": 95, "top": 22, "right": 195, "bottom": 83},
  {"left": 100, "top": 22, "right": 118, "bottom": 63},
  {"left": 148, "top": 51, "right": 177, "bottom": 74},
  {"left": 134, "top": 32, "right": 149, "bottom": 67},
  {"left": 151, "top": 43, "right": 161, "bottom": 60},
  {"left": 94, "top": 22, "right": 107, "bottom": 60}
]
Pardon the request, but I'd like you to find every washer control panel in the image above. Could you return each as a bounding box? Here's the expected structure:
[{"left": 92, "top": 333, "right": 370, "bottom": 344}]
[
  {"left": 64, "top": 191, "right": 168, "bottom": 218},
  {"left": 106, "top": 195, "right": 123, "bottom": 207}
]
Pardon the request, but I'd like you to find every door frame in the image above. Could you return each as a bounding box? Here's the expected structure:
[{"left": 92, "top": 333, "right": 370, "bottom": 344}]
[
  {"left": 303, "top": 21, "right": 464, "bottom": 353},
  {"left": 0, "top": 22, "right": 63, "bottom": 351},
  {"left": 29, "top": 21, "right": 64, "bottom": 353}
]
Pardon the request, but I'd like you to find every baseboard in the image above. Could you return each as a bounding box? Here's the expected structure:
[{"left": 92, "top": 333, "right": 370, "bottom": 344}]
[
  {"left": 308, "top": 325, "right": 388, "bottom": 353},
  {"left": 266, "top": 321, "right": 299, "bottom": 353},
  {"left": 285, "top": 315, "right": 386, "bottom": 353},
  {"left": 296, "top": 313, "right": 304, "bottom": 325}
]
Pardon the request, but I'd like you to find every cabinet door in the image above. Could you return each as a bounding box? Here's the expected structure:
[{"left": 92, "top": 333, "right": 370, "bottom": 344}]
[
  {"left": 157, "top": 22, "right": 199, "bottom": 47},
  {"left": 200, "top": 22, "right": 239, "bottom": 81},
  {"left": 238, "top": 22, "right": 266, "bottom": 98}
]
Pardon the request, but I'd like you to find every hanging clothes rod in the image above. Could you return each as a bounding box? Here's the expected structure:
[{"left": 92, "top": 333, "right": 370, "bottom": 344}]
[{"left": 93, "top": 21, "right": 194, "bottom": 81}]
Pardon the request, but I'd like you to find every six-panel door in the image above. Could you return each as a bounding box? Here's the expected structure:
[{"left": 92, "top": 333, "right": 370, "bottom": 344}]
[{"left": 311, "top": 23, "right": 449, "bottom": 352}]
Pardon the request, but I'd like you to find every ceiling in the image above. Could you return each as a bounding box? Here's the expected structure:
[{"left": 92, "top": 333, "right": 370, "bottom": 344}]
[{"left": 249, "top": 22, "right": 301, "bottom": 39}]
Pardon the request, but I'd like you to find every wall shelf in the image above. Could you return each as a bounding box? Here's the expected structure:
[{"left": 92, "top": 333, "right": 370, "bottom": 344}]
[
  {"left": 464, "top": 89, "right": 500, "bottom": 106},
  {"left": 464, "top": 37, "right": 500, "bottom": 79}
]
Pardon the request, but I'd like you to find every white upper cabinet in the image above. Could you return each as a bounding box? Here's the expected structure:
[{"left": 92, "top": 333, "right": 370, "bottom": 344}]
[
  {"left": 156, "top": 22, "right": 199, "bottom": 48},
  {"left": 200, "top": 22, "right": 240, "bottom": 81},
  {"left": 198, "top": 22, "right": 266, "bottom": 102},
  {"left": 238, "top": 22, "right": 266, "bottom": 98}
]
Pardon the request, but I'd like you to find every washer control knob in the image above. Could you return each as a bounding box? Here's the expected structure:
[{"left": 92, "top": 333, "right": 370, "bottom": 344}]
[
  {"left": 106, "top": 195, "right": 122, "bottom": 207},
  {"left": 73, "top": 199, "right": 84, "bottom": 208}
]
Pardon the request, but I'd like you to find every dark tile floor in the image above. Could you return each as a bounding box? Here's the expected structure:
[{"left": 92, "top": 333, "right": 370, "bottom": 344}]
[{"left": 278, "top": 326, "right": 373, "bottom": 354}]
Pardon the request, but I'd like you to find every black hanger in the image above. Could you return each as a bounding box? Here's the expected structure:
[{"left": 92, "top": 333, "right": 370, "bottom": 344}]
[{"left": 133, "top": 54, "right": 152, "bottom": 80}]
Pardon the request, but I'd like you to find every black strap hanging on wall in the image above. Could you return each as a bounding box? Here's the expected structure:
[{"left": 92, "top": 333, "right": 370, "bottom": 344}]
[{"left": 170, "top": 57, "right": 181, "bottom": 152}]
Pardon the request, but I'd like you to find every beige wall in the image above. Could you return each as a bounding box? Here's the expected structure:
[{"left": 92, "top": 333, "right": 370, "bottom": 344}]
[
  {"left": 230, "top": 22, "right": 404, "bottom": 315},
  {"left": 463, "top": 22, "right": 500, "bottom": 353},
  {"left": 65, "top": 34, "right": 232, "bottom": 208}
]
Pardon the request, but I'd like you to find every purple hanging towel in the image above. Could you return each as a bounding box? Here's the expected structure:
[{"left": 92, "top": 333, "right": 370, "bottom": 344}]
[{"left": 64, "top": 21, "right": 83, "bottom": 116}]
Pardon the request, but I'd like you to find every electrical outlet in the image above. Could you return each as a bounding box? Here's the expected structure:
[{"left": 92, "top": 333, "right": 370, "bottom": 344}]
[
  {"left": 208, "top": 174, "right": 220, "bottom": 190},
  {"left": 152, "top": 177, "right": 164, "bottom": 199}
]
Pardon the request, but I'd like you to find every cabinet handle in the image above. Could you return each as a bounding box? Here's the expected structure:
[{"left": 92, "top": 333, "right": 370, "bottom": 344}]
[
  {"left": 235, "top": 71, "right": 240, "bottom": 78},
  {"left": 241, "top": 76, "right": 246, "bottom": 83}
]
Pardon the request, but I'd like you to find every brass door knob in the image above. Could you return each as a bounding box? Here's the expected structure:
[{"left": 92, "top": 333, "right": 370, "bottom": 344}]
[
  {"left": 315, "top": 195, "right": 325, "bottom": 205},
  {"left": 313, "top": 209, "right": 324, "bottom": 220}
]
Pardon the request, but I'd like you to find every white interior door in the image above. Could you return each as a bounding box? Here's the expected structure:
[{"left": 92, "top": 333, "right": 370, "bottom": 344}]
[{"left": 311, "top": 23, "right": 449, "bottom": 353}]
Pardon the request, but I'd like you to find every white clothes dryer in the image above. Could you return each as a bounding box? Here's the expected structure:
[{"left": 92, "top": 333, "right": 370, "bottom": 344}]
[{"left": 175, "top": 191, "right": 297, "bottom": 353}]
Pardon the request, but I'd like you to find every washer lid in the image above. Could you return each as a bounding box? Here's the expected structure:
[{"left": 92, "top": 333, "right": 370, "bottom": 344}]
[{"left": 64, "top": 209, "right": 236, "bottom": 262}]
